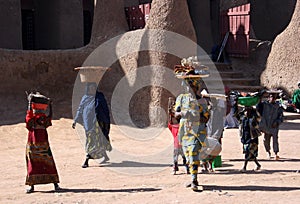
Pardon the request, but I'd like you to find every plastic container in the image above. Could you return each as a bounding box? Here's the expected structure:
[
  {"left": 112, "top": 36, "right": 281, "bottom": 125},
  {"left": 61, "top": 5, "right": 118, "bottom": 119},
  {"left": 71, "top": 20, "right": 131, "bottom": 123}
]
[
  {"left": 238, "top": 96, "right": 259, "bottom": 106},
  {"left": 199, "top": 137, "right": 222, "bottom": 160},
  {"left": 212, "top": 155, "right": 222, "bottom": 168}
]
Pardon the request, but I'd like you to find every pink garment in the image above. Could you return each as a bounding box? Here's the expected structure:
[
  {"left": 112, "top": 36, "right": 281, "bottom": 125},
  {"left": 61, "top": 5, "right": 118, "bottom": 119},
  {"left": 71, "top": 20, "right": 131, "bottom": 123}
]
[{"left": 168, "top": 123, "right": 181, "bottom": 148}]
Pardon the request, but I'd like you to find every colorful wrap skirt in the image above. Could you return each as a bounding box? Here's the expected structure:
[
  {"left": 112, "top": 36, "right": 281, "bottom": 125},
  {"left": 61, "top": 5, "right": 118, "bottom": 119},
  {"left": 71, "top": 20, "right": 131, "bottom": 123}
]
[{"left": 25, "top": 129, "right": 59, "bottom": 185}]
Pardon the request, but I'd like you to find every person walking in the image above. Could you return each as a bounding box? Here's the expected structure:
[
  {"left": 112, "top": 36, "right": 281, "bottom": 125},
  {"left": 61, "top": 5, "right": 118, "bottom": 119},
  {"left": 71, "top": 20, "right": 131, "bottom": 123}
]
[
  {"left": 257, "top": 90, "right": 284, "bottom": 160},
  {"left": 237, "top": 106, "right": 262, "bottom": 172},
  {"left": 25, "top": 92, "right": 61, "bottom": 193},
  {"left": 224, "top": 88, "right": 239, "bottom": 129},
  {"left": 202, "top": 96, "right": 225, "bottom": 172},
  {"left": 292, "top": 81, "right": 300, "bottom": 112},
  {"left": 167, "top": 97, "right": 188, "bottom": 175},
  {"left": 174, "top": 77, "right": 210, "bottom": 191},
  {"left": 73, "top": 83, "right": 112, "bottom": 168}
]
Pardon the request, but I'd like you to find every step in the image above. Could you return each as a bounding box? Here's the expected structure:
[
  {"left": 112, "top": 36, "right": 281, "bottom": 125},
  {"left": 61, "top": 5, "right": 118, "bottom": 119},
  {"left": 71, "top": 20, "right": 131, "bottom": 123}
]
[
  {"left": 209, "top": 71, "right": 245, "bottom": 78},
  {"left": 202, "top": 62, "right": 233, "bottom": 71},
  {"left": 213, "top": 62, "right": 233, "bottom": 71},
  {"left": 226, "top": 84, "right": 263, "bottom": 92},
  {"left": 200, "top": 85, "right": 263, "bottom": 95},
  {"left": 205, "top": 77, "right": 258, "bottom": 86}
]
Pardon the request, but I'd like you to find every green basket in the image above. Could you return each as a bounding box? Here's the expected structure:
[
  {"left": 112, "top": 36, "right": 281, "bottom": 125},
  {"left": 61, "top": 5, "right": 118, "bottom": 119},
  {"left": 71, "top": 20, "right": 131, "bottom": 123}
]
[
  {"left": 238, "top": 96, "right": 259, "bottom": 106},
  {"left": 212, "top": 155, "right": 222, "bottom": 168}
]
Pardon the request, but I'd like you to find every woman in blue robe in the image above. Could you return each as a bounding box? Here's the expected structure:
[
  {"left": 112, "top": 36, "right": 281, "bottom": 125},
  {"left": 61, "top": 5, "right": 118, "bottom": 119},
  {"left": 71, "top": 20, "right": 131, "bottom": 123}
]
[{"left": 73, "top": 83, "right": 112, "bottom": 168}]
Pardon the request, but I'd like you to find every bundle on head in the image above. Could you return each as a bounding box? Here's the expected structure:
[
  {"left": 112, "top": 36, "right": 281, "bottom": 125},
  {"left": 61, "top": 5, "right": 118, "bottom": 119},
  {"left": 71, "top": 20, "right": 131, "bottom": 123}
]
[{"left": 28, "top": 92, "right": 50, "bottom": 110}]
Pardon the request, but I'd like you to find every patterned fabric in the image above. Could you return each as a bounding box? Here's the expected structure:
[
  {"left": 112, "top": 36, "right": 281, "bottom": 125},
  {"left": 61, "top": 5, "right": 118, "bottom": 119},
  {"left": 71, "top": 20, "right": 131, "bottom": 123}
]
[
  {"left": 25, "top": 110, "right": 59, "bottom": 185},
  {"left": 243, "top": 143, "right": 258, "bottom": 161},
  {"left": 182, "top": 142, "right": 201, "bottom": 180},
  {"left": 86, "top": 121, "right": 112, "bottom": 159},
  {"left": 175, "top": 93, "right": 209, "bottom": 147},
  {"left": 239, "top": 108, "right": 260, "bottom": 161},
  {"left": 175, "top": 93, "right": 209, "bottom": 179},
  {"left": 74, "top": 88, "right": 111, "bottom": 160}
]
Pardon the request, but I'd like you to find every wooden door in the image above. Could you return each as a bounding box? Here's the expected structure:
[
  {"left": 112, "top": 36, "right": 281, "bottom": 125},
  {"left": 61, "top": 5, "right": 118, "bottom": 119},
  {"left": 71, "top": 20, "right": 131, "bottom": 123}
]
[{"left": 220, "top": 3, "right": 250, "bottom": 57}]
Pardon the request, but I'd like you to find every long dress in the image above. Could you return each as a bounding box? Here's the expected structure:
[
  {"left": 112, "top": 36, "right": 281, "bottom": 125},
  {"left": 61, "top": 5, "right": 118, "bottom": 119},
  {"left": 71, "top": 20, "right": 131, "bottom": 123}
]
[
  {"left": 239, "top": 109, "right": 261, "bottom": 161},
  {"left": 74, "top": 91, "right": 111, "bottom": 159},
  {"left": 175, "top": 93, "right": 209, "bottom": 180},
  {"left": 25, "top": 110, "right": 59, "bottom": 186}
]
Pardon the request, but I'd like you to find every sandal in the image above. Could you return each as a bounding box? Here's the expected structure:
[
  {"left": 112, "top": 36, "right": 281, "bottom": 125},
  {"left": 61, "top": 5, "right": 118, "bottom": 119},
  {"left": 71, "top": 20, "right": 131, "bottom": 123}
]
[
  {"left": 54, "top": 183, "right": 62, "bottom": 191},
  {"left": 26, "top": 186, "right": 34, "bottom": 194},
  {"left": 239, "top": 168, "right": 246, "bottom": 173}
]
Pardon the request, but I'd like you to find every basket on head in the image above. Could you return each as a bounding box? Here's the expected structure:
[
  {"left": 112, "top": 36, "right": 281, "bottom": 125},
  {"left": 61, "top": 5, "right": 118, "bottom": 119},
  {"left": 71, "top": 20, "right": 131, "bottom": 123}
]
[
  {"left": 173, "top": 65, "right": 209, "bottom": 79},
  {"left": 74, "top": 66, "right": 110, "bottom": 83},
  {"left": 30, "top": 92, "right": 50, "bottom": 110}
]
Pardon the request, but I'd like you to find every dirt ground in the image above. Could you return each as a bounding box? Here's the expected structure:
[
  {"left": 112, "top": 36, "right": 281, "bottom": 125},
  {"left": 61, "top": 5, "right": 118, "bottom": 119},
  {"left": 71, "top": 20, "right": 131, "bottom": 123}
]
[{"left": 0, "top": 97, "right": 300, "bottom": 204}]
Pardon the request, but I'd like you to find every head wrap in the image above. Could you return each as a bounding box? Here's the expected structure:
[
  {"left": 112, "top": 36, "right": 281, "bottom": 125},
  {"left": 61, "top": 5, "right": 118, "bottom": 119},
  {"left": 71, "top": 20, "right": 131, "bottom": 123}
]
[
  {"left": 185, "top": 77, "right": 201, "bottom": 90},
  {"left": 85, "top": 82, "right": 97, "bottom": 95}
]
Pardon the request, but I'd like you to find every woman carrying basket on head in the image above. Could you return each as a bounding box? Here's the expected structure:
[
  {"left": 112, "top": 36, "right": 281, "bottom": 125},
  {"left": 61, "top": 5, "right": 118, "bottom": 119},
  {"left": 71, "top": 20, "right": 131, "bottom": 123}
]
[
  {"left": 72, "top": 82, "right": 112, "bottom": 168},
  {"left": 237, "top": 94, "right": 262, "bottom": 173},
  {"left": 25, "top": 92, "right": 61, "bottom": 193}
]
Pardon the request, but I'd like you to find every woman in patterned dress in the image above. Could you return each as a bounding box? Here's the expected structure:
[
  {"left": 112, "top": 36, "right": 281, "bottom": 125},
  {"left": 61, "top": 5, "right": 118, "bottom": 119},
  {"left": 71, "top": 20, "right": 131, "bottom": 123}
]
[
  {"left": 25, "top": 92, "right": 61, "bottom": 193},
  {"left": 174, "top": 78, "right": 210, "bottom": 191}
]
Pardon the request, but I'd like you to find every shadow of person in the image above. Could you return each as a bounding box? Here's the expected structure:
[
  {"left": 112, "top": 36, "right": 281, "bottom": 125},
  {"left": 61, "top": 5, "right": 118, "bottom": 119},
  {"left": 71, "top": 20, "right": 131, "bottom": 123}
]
[
  {"left": 40, "top": 187, "right": 161, "bottom": 194},
  {"left": 203, "top": 185, "right": 300, "bottom": 192}
]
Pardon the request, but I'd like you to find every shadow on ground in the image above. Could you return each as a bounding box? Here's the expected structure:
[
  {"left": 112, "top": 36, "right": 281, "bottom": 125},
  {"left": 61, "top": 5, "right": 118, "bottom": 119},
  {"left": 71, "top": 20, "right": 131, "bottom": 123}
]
[
  {"left": 204, "top": 185, "right": 300, "bottom": 192},
  {"left": 214, "top": 168, "right": 299, "bottom": 175},
  {"left": 228, "top": 158, "right": 300, "bottom": 162},
  {"left": 34, "top": 187, "right": 161, "bottom": 194}
]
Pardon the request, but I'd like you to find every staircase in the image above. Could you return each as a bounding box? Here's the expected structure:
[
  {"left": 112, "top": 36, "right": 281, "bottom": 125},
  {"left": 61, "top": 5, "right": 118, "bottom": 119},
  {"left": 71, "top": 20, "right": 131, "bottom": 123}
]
[{"left": 205, "top": 62, "right": 262, "bottom": 93}]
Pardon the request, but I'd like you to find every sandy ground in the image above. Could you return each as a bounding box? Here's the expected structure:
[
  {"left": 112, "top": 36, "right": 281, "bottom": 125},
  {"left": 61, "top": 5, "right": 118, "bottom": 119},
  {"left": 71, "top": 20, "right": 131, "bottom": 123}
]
[{"left": 0, "top": 99, "right": 300, "bottom": 204}]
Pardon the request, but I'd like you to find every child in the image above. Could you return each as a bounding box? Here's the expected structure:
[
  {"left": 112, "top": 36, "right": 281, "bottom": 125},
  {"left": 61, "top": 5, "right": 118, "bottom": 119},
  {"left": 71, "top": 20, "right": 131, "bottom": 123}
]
[
  {"left": 237, "top": 106, "right": 261, "bottom": 173},
  {"left": 257, "top": 90, "right": 283, "bottom": 160},
  {"left": 168, "top": 97, "right": 188, "bottom": 174},
  {"left": 292, "top": 81, "right": 300, "bottom": 112}
]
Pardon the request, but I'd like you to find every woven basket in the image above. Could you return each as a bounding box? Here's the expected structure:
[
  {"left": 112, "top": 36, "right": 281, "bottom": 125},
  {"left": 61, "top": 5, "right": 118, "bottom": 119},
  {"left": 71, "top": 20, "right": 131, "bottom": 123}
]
[{"left": 74, "top": 66, "right": 109, "bottom": 83}]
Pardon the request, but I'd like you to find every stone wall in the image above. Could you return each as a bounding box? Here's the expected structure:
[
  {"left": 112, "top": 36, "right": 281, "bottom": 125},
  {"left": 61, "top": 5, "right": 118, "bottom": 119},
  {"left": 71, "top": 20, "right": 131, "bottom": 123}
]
[
  {"left": 262, "top": 0, "right": 300, "bottom": 95},
  {"left": 0, "top": 48, "right": 89, "bottom": 96}
]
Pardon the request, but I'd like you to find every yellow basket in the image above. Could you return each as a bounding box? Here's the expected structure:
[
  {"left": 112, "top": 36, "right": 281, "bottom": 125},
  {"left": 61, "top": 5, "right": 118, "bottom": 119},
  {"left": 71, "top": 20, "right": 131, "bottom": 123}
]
[{"left": 74, "top": 66, "right": 110, "bottom": 83}]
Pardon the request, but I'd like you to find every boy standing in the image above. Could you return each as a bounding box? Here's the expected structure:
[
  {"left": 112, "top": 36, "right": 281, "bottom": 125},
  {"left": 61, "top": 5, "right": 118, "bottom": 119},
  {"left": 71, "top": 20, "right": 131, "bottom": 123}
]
[{"left": 257, "top": 91, "right": 284, "bottom": 160}]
